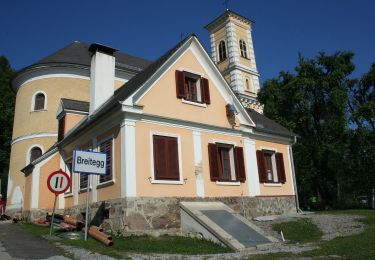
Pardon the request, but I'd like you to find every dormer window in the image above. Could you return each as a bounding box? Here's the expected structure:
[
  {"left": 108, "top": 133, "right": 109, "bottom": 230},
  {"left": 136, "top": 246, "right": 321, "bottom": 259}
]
[
  {"left": 239, "top": 39, "right": 248, "bottom": 59},
  {"left": 175, "top": 70, "right": 210, "bottom": 105}
]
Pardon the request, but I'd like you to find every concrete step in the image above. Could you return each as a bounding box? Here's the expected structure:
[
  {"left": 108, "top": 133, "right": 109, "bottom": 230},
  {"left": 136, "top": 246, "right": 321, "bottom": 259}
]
[{"left": 180, "top": 201, "right": 277, "bottom": 251}]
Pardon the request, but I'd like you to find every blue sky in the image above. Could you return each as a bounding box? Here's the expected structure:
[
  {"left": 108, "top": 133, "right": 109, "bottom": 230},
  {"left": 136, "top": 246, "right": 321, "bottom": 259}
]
[{"left": 1, "top": 0, "right": 374, "bottom": 84}]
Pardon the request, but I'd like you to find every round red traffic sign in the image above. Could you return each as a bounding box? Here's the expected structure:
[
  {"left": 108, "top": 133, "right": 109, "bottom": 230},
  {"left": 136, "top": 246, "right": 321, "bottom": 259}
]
[{"left": 47, "top": 170, "right": 71, "bottom": 195}]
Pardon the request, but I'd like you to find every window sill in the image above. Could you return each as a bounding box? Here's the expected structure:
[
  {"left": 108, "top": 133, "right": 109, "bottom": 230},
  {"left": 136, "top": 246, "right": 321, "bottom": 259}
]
[
  {"left": 215, "top": 181, "right": 241, "bottom": 186},
  {"left": 64, "top": 193, "right": 73, "bottom": 198},
  {"left": 151, "top": 179, "right": 184, "bottom": 185},
  {"left": 79, "top": 187, "right": 92, "bottom": 193},
  {"left": 31, "top": 109, "right": 47, "bottom": 113},
  {"left": 181, "top": 99, "right": 207, "bottom": 108},
  {"left": 97, "top": 179, "right": 115, "bottom": 189},
  {"left": 263, "top": 183, "right": 282, "bottom": 187},
  {"left": 240, "top": 56, "right": 250, "bottom": 60}
]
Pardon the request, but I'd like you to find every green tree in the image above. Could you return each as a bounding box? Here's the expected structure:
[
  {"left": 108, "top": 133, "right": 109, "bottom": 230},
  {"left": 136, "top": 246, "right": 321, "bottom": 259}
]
[
  {"left": 0, "top": 56, "right": 15, "bottom": 197},
  {"left": 258, "top": 52, "right": 355, "bottom": 206}
]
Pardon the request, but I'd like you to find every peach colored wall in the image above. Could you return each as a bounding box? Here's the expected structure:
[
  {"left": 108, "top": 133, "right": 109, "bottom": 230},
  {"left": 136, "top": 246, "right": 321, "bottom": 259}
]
[
  {"left": 39, "top": 154, "right": 61, "bottom": 210},
  {"left": 138, "top": 49, "right": 238, "bottom": 130},
  {"left": 96, "top": 127, "right": 121, "bottom": 202},
  {"left": 135, "top": 121, "right": 249, "bottom": 197},
  {"left": 7, "top": 137, "right": 55, "bottom": 207},
  {"left": 24, "top": 174, "right": 32, "bottom": 211},
  {"left": 64, "top": 113, "right": 86, "bottom": 134},
  {"left": 255, "top": 140, "right": 294, "bottom": 196}
]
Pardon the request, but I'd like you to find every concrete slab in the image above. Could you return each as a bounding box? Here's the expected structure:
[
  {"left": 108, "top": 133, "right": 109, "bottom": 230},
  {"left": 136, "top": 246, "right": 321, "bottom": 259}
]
[{"left": 180, "top": 201, "right": 276, "bottom": 251}]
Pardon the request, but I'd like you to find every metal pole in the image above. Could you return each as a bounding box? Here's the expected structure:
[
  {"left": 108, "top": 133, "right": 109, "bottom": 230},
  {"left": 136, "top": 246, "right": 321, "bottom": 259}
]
[
  {"left": 84, "top": 175, "right": 90, "bottom": 241},
  {"left": 49, "top": 194, "right": 58, "bottom": 236}
]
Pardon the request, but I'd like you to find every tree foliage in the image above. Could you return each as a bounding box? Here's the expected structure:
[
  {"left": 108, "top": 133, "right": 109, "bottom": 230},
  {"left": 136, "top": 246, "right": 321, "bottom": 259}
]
[
  {"left": 258, "top": 52, "right": 375, "bottom": 207},
  {"left": 0, "top": 56, "right": 15, "bottom": 197}
]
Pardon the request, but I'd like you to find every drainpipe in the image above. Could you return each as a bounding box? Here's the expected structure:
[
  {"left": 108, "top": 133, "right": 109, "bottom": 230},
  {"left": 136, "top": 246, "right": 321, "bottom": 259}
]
[{"left": 289, "top": 136, "right": 302, "bottom": 213}]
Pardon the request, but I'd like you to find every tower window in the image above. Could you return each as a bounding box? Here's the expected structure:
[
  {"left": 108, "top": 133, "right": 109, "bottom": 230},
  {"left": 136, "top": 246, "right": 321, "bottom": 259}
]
[
  {"left": 239, "top": 39, "right": 248, "bottom": 59},
  {"left": 29, "top": 147, "right": 42, "bottom": 163},
  {"left": 245, "top": 77, "right": 253, "bottom": 92},
  {"left": 33, "top": 92, "right": 46, "bottom": 111},
  {"left": 218, "top": 41, "right": 227, "bottom": 62}
]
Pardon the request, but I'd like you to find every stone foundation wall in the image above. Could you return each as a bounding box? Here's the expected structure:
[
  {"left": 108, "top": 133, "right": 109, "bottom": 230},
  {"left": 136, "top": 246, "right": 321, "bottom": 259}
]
[{"left": 23, "top": 196, "right": 296, "bottom": 235}]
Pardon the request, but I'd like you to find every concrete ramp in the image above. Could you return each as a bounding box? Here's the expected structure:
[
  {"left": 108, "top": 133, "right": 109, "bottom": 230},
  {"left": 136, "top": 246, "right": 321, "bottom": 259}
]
[{"left": 180, "top": 202, "right": 276, "bottom": 251}]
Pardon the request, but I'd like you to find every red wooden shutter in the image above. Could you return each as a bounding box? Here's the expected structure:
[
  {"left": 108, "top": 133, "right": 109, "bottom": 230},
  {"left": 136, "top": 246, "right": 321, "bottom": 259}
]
[
  {"left": 276, "top": 152, "right": 286, "bottom": 184},
  {"left": 166, "top": 137, "right": 180, "bottom": 180},
  {"left": 234, "top": 147, "right": 246, "bottom": 182},
  {"left": 208, "top": 143, "right": 221, "bottom": 181},
  {"left": 201, "top": 77, "right": 210, "bottom": 104},
  {"left": 175, "top": 70, "right": 186, "bottom": 99},
  {"left": 256, "top": 150, "right": 266, "bottom": 183},
  {"left": 153, "top": 135, "right": 180, "bottom": 180}
]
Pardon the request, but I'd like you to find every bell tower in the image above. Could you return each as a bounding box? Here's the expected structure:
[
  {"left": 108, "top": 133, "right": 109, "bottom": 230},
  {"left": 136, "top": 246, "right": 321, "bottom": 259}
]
[{"left": 205, "top": 10, "right": 262, "bottom": 112}]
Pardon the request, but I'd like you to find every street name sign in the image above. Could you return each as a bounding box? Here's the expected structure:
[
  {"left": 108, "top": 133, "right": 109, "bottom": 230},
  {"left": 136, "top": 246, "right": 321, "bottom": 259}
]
[{"left": 73, "top": 150, "right": 107, "bottom": 175}]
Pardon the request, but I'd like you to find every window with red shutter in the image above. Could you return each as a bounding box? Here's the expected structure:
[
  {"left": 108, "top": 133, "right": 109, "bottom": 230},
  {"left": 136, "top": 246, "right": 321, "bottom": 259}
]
[
  {"left": 153, "top": 135, "right": 180, "bottom": 181},
  {"left": 257, "top": 150, "right": 286, "bottom": 184},
  {"left": 99, "top": 138, "right": 113, "bottom": 183},
  {"left": 208, "top": 143, "right": 245, "bottom": 182},
  {"left": 34, "top": 93, "right": 45, "bottom": 110},
  {"left": 175, "top": 70, "right": 210, "bottom": 105}
]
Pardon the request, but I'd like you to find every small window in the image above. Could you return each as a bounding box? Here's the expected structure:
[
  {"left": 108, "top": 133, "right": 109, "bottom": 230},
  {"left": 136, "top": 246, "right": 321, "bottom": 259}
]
[
  {"left": 34, "top": 93, "right": 46, "bottom": 111},
  {"left": 218, "top": 41, "right": 227, "bottom": 62},
  {"left": 208, "top": 143, "right": 246, "bottom": 182},
  {"left": 29, "top": 147, "right": 42, "bottom": 163},
  {"left": 80, "top": 174, "right": 88, "bottom": 190},
  {"left": 175, "top": 71, "right": 210, "bottom": 104},
  {"left": 256, "top": 150, "right": 286, "bottom": 184},
  {"left": 153, "top": 135, "right": 180, "bottom": 181},
  {"left": 99, "top": 138, "right": 113, "bottom": 184},
  {"left": 239, "top": 39, "right": 248, "bottom": 58}
]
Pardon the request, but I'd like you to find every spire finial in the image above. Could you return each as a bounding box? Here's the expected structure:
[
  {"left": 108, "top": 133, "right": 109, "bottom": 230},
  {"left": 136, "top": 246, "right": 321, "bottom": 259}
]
[{"left": 223, "top": 0, "right": 230, "bottom": 10}]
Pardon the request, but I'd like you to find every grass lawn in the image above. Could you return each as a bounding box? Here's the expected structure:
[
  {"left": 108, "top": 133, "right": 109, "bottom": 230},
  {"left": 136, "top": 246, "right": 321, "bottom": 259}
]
[
  {"left": 254, "top": 209, "right": 375, "bottom": 259},
  {"left": 17, "top": 223, "right": 232, "bottom": 256},
  {"left": 273, "top": 218, "right": 322, "bottom": 244}
]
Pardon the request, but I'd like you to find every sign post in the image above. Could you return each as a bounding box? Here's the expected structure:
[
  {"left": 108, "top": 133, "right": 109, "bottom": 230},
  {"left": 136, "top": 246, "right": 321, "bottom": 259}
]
[
  {"left": 47, "top": 170, "right": 71, "bottom": 236},
  {"left": 73, "top": 150, "right": 107, "bottom": 241}
]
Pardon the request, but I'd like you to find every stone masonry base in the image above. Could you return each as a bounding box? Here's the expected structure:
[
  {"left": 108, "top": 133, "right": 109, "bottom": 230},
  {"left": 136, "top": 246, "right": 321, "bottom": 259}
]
[{"left": 23, "top": 196, "right": 296, "bottom": 236}]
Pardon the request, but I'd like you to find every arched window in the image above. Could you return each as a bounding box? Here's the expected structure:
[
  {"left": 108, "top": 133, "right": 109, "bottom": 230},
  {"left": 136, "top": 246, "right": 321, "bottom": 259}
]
[
  {"left": 239, "top": 39, "right": 247, "bottom": 58},
  {"left": 245, "top": 77, "right": 253, "bottom": 92},
  {"left": 34, "top": 93, "right": 46, "bottom": 111},
  {"left": 29, "top": 147, "right": 42, "bottom": 163},
  {"left": 218, "top": 41, "right": 227, "bottom": 62}
]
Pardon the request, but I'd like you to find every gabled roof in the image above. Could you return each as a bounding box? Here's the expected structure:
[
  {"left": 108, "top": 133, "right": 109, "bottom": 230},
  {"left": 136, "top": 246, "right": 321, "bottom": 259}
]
[
  {"left": 59, "top": 34, "right": 196, "bottom": 146},
  {"left": 246, "top": 109, "right": 295, "bottom": 137}
]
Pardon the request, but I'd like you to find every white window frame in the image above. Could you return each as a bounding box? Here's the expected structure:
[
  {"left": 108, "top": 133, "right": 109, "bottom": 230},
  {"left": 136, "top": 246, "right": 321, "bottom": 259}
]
[
  {"left": 26, "top": 145, "right": 44, "bottom": 165},
  {"left": 63, "top": 160, "right": 74, "bottom": 197},
  {"left": 31, "top": 91, "right": 48, "bottom": 112},
  {"left": 96, "top": 135, "right": 116, "bottom": 188},
  {"left": 150, "top": 131, "right": 184, "bottom": 185},
  {"left": 180, "top": 70, "right": 207, "bottom": 107}
]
